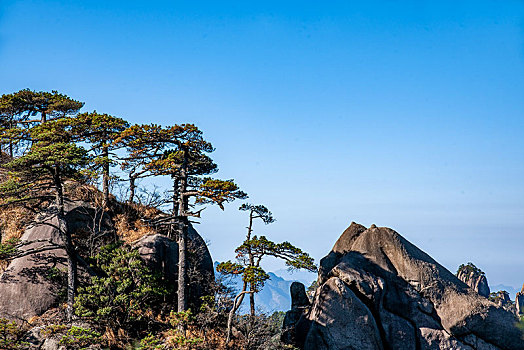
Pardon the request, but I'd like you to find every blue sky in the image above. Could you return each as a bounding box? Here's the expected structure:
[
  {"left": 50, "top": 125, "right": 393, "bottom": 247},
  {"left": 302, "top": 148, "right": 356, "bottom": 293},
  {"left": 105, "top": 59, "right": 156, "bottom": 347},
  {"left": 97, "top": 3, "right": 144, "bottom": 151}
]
[{"left": 1, "top": 1, "right": 523, "bottom": 289}]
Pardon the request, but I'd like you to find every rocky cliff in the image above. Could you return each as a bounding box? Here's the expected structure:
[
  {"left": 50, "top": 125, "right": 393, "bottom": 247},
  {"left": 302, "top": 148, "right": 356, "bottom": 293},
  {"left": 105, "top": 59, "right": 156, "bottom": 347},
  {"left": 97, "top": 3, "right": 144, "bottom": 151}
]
[
  {"left": 457, "top": 262, "right": 490, "bottom": 298},
  {"left": 282, "top": 223, "right": 524, "bottom": 350}
]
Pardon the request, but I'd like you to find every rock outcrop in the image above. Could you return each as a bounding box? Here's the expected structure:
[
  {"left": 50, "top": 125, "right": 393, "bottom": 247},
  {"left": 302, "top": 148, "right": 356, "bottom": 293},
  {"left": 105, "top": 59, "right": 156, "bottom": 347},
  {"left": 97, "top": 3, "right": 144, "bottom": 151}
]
[
  {"left": 281, "top": 282, "right": 312, "bottom": 347},
  {"left": 135, "top": 225, "right": 214, "bottom": 305},
  {"left": 516, "top": 284, "right": 524, "bottom": 316},
  {"left": 490, "top": 290, "right": 511, "bottom": 307},
  {"left": 0, "top": 201, "right": 103, "bottom": 321},
  {"left": 457, "top": 262, "right": 490, "bottom": 298},
  {"left": 283, "top": 223, "right": 524, "bottom": 350},
  {"left": 0, "top": 200, "right": 213, "bottom": 321}
]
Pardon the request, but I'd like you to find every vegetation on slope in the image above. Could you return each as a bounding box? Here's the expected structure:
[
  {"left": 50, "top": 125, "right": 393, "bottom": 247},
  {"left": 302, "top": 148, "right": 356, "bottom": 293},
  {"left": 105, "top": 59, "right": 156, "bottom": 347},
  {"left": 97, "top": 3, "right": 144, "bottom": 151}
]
[{"left": 0, "top": 89, "right": 310, "bottom": 349}]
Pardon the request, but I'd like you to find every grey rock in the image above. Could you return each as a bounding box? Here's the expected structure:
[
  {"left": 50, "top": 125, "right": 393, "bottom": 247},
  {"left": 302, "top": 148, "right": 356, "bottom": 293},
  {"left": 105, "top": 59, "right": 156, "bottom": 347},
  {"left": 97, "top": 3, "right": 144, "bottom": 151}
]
[
  {"left": 419, "top": 328, "right": 473, "bottom": 350},
  {"left": 0, "top": 201, "right": 98, "bottom": 321},
  {"left": 41, "top": 337, "right": 66, "bottom": 350},
  {"left": 516, "top": 284, "right": 524, "bottom": 316},
  {"left": 134, "top": 224, "right": 215, "bottom": 306},
  {"left": 291, "top": 281, "right": 310, "bottom": 309},
  {"left": 0, "top": 201, "right": 214, "bottom": 321},
  {"left": 457, "top": 264, "right": 490, "bottom": 298},
  {"left": 284, "top": 222, "right": 524, "bottom": 350},
  {"left": 22, "top": 326, "right": 46, "bottom": 349},
  {"left": 304, "top": 277, "right": 383, "bottom": 350},
  {"left": 136, "top": 234, "right": 179, "bottom": 283},
  {"left": 379, "top": 310, "right": 416, "bottom": 350},
  {"left": 281, "top": 282, "right": 311, "bottom": 347}
]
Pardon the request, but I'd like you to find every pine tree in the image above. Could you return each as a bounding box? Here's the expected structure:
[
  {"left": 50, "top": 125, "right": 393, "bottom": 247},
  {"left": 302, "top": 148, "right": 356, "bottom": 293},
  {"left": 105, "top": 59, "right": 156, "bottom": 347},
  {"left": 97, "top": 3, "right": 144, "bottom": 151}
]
[
  {"left": 70, "top": 112, "right": 129, "bottom": 207},
  {"left": 0, "top": 118, "right": 90, "bottom": 321},
  {"left": 156, "top": 125, "right": 246, "bottom": 313},
  {"left": 0, "top": 89, "right": 83, "bottom": 157},
  {"left": 114, "top": 123, "right": 177, "bottom": 204},
  {"left": 116, "top": 123, "right": 246, "bottom": 312},
  {"left": 217, "top": 204, "right": 317, "bottom": 343}
]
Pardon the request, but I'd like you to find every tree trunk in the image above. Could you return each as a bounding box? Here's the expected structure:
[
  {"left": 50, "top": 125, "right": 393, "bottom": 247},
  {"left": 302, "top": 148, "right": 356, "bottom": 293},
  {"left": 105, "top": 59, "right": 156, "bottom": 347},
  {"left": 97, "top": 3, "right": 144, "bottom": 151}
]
[
  {"left": 102, "top": 145, "right": 110, "bottom": 208},
  {"left": 249, "top": 286, "right": 255, "bottom": 316},
  {"left": 177, "top": 221, "right": 187, "bottom": 313},
  {"left": 172, "top": 176, "right": 179, "bottom": 216},
  {"left": 247, "top": 211, "right": 256, "bottom": 317},
  {"left": 66, "top": 246, "right": 77, "bottom": 321},
  {"left": 226, "top": 287, "right": 251, "bottom": 345},
  {"left": 128, "top": 174, "right": 136, "bottom": 203},
  {"left": 177, "top": 147, "right": 189, "bottom": 313},
  {"left": 41, "top": 111, "right": 46, "bottom": 123},
  {"left": 53, "top": 167, "right": 76, "bottom": 322},
  {"left": 170, "top": 176, "right": 179, "bottom": 240}
]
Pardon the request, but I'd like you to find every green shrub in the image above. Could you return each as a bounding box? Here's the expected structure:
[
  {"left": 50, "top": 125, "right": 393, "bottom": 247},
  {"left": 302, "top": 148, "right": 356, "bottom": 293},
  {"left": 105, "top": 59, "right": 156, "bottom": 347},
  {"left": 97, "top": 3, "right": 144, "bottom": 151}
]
[
  {"left": 0, "top": 238, "right": 18, "bottom": 260},
  {"left": 42, "top": 324, "right": 101, "bottom": 349},
  {"left": 0, "top": 318, "right": 27, "bottom": 350},
  {"left": 74, "top": 242, "right": 171, "bottom": 332},
  {"left": 138, "top": 334, "right": 163, "bottom": 349}
]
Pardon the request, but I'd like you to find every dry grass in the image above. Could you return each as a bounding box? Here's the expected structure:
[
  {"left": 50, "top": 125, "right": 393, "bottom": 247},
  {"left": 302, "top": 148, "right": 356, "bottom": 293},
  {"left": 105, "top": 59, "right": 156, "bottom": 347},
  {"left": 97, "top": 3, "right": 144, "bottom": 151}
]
[
  {"left": 114, "top": 213, "right": 156, "bottom": 244},
  {"left": 0, "top": 206, "right": 33, "bottom": 242},
  {"left": 64, "top": 181, "right": 106, "bottom": 207}
]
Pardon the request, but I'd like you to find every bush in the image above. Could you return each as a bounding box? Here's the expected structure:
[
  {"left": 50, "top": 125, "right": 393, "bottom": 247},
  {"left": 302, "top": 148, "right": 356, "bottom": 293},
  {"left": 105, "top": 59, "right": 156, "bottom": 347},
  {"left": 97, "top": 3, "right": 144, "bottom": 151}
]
[
  {"left": 0, "top": 318, "right": 27, "bottom": 350},
  {"left": 74, "top": 242, "right": 171, "bottom": 333},
  {"left": 138, "top": 333, "right": 163, "bottom": 349},
  {"left": 42, "top": 324, "right": 101, "bottom": 349},
  {"left": 0, "top": 237, "right": 18, "bottom": 260},
  {"left": 232, "top": 312, "right": 297, "bottom": 350}
]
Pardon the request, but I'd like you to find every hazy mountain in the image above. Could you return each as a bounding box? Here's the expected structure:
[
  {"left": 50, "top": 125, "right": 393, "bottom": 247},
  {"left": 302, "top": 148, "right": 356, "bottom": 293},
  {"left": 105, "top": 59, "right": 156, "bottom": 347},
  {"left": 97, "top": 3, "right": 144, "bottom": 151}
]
[
  {"left": 274, "top": 268, "right": 317, "bottom": 287},
  {"left": 215, "top": 263, "right": 314, "bottom": 313}
]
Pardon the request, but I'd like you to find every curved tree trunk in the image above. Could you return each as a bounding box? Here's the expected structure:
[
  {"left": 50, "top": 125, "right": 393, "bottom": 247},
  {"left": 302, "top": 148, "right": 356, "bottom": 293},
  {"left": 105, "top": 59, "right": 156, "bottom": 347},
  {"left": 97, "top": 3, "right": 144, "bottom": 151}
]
[{"left": 226, "top": 286, "right": 252, "bottom": 345}]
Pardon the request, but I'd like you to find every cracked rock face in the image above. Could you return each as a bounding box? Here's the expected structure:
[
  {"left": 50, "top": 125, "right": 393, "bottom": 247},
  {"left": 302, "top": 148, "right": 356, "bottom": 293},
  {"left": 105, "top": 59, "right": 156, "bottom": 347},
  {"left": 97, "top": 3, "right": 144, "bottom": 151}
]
[{"left": 283, "top": 223, "right": 524, "bottom": 350}]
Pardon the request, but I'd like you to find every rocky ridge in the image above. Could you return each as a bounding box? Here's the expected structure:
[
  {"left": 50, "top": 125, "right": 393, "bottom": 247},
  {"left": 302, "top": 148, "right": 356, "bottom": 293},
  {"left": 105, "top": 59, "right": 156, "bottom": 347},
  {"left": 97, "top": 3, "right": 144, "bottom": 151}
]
[{"left": 282, "top": 222, "right": 524, "bottom": 350}]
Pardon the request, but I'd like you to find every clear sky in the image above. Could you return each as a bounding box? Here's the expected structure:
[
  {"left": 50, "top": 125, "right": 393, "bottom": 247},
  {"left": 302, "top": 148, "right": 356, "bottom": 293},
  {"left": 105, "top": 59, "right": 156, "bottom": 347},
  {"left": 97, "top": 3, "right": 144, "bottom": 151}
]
[{"left": 1, "top": 1, "right": 523, "bottom": 289}]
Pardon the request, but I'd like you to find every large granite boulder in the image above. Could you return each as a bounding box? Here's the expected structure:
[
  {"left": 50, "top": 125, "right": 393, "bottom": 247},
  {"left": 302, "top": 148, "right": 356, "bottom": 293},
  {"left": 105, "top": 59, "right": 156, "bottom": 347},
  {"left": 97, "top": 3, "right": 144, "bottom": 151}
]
[
  {"left": 0, "top": 201, "right": 103, "bottom": 321},
  {"left": 135, "top": 224, "right": 214, "bottom": 304},
  {"left": 283, "top": 223, "right": 524, "bottom": 350},
  {"left": 457, "top": 263, "right": 490, "bottom": 298}
]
